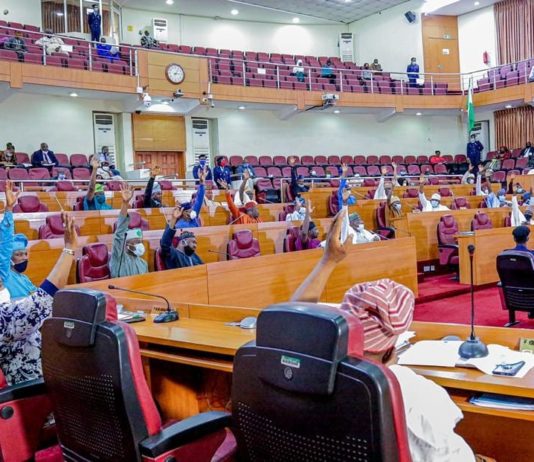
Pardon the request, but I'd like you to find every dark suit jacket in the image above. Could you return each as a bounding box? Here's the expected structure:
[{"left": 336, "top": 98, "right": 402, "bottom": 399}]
[{"left": 31, "top": 150, "right": 58, "bottom": 167}]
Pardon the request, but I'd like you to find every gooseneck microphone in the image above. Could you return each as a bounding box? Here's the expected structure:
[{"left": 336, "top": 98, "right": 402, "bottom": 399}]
[
  {"left": 458, "top": 244, "right": 489, "bottom": 359},
  {"left": 108, "top": 284, "right": 179, "bottom": 323}
]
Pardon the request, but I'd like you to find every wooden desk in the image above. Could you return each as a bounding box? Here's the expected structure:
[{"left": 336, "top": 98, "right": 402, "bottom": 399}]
[
  {"left": 457, "top": 226, "right": 530, "bottom": 285},
  {"left": 128, "top": 314, "right": 534, "bottom": 461}
]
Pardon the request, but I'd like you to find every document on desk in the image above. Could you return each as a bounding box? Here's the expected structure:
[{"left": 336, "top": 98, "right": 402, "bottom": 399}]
[{"left": 398, "top": 341, "right": 534, "bottom": 378}]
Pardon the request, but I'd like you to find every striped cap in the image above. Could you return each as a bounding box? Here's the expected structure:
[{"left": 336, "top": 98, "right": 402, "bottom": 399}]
[{"left": 339, "top": 279, "right": 414, "bottom": 354}]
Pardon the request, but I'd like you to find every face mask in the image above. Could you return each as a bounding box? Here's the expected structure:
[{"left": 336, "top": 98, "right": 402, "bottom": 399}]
[
  {"left": 347, "top": 196, "right": 356, "bottom": 206},
  {"left": 95, "top": 194, "right": 106, "bottom": 205},
  {"left": 129, "top": 243, "right": 145, "bottom": 257},
  {"left": 482, "top": 189, "right": 489, "bottom": 195},
  {"left": 189, "top": 210, "right": 197, "bottom": 220},
  {"left": 431, "top": 200, "right": 440, "bottom": 208},
  {"left": 517, "top": 188, "right": 525, "bottom": 194},
  {"left": 220, "top": 160, "right": 227, "bottom": 167},
  {"left": 393, "top": 203, "right": 402, "bottom": 212},
  {"left": 184, "top": 245, "right": 195, "bottom": 256},
  {"left": 357, "top": 224, "right": 364, "bottom": 231},
  {"left": 525, "top": 215, "right": 533, "bottom": 222},
  {"left": 467, "top": 178, "right": 474, "bottom": 184},
  {"left": 498, "top": 195, "right": 505, "bottom": 203},
  {"left": 12, "top": 260, "right": 28, "bottom": 273},
  {"left": 0, "top": 288, "right": 10, "bottom": 304},
  {"left": 199, "top": 159, "right": 206, "bottom": 167}
]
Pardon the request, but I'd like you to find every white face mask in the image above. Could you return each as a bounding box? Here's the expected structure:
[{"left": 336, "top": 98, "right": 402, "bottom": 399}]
[
  {"left": 393, "top": 203, "right": 402, "bottom": 212},
  {"left": 431, "top": 200, "right": 440, "bottom": 208},
  {"left": 0, "top": 287, "right": 10, "bottom": 304},
  {"left": 129, "top": 243, "right": 145, "bottom": 257},
  {"left": 190, "top": 210, "right": 197, "bottom": 220},
  {"left": 357, "top": 223, "right": 364, "bottom": 231}
]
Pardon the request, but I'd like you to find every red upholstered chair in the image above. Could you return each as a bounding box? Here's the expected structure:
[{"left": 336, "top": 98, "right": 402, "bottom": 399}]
[
  {"left": 230, "top": 303, "right": 411, "bottom": 462},
  {"left": 501, "top": 159, "right": 515, "bottom": 170},
  {"left": 327, "top": 155, "right": 340, "bottom": 165},
  {"left": 72, "top": 167, "right": 91, "bottom": 180},
  {"left": 363, "top": 178, "right": 376, "bottom": 187},
  {"left": 227, "top": 230, "right": 261, "bottom": 260},
  {"left": 13, "top": 196, "right": 49, "bottom": 213},
  {"left": 111, "top": 211, "right": 149, "bottom": 232},
  {"left": 106, "top": 180, "right": 123, "bottom": 191},
  {"left": 314, "top": 155, "right": 327, "bottom": 165},
  {"left": 403, "top": 188, "right": 419, "bottom": 198},
  {"left": 8, "top": 167, "right": 30, "bottom": 181},
  {"left": 29, "top": 168, "right": 51, "bottom": 181},
  {"left": 366, "top": 165, "right": 380, "bottom": 176},
  {"left": 69, "top": 154, "right": 88, "bottom": 167},
  {"left": 41, "top": 289, "right": 235, "bottom": 462},
  {"left": 454, "top": 154, "right": 467, "bottom": 164},
  {"left": 154, "top": 248, "right": 167, "bottom": 271},
  {"left": 437, "top": 215, "right": 460, "bottom": 268},
  {"left": 15, "top": 152, "right": 30, "bottom": 164},
  {"left": 0, "top": 369, "right": 57, "bottom": 462},
  {"left": 451, "top": 197, "right": 470, "bottom": 210},
  {"left": 471, "top": 212, "right": 493, "bottom": 231},
  {"left": 52, "top": 167, "right": 72, "bottom": 179},
  {"left": 366, "top": 155, "right": 379, "bottom": 165},
  {"left": 56, "top": 180, "right": 76, "bottom": 191},
  {"left": 39, "top": 214, "right": 81, "bottom": 239},
  {"left": 434, "top": 163, "right": 448, "bottom": 174},
  {"left": 54, "top": 153, "right": 69, "bottom": 167},
  {"left": 76, "top": 243, "right": 110, "bottom": 283},
  {"left": 353, "top": 155, "right": 365, "bottom": 165},
  {"left": 404, "top": 155, "right": 416, "bottom": 164},
  {"left": 244, "top": 155, "right": 259, "bottom": 166},
  {"left": 375, "top": 202, "right": 395, "bottom": 239},
  {"left": 229, "top": 155, "right": 243, "bottom": 167},
  {"left": 283, "top": 226, "right": 300, "bottom": 252},
  {"left": 258, "top": 155, "right": 272, "bottom": 166},
  {"left": 438, "top": 187, "right": 452, "bottom": 197}
]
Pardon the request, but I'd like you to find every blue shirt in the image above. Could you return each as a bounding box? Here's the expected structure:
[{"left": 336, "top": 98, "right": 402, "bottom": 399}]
[
  {"left": 467, "top": 141, "right": 484, "bottom": 166},
  {"left": 0, "top": 211, "right": 37, "bottom": 299},
  {"left": 213, "top": 166, "right": 232, "bottom": 185},
  {"left": 337, "top": 178, "right": 356, "bottom": 211},
  {"left": 407, "top": 63, "right": 419, "bottom": 80},
  {"left": 175, "top": 184, "right": 205, "bottom": 229},
  {"left": 512, "top": 244, "right": 534, "bottom": 255},
  {"left": 83, "top": 195, "right": 112, "bottom": 211}
]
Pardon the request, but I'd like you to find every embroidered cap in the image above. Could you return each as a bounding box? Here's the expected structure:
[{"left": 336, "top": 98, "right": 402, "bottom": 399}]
[
  {"left": 339, "top": 279, "right": 415, "bottom": 354},
  {"left": 125, "top": 228, "right": 142, "bottom": 241},
  {"left": 12, "top": 233, "right": 28, "bottom": 252}
]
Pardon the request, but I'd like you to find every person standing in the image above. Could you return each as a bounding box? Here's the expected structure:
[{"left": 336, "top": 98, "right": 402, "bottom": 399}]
[
  {"left": 88, "top": 4, "right": 102, "bottom": 43},
  {"left": 193, "top": 154, "right": 212, "bottom": 182},
  {"left": 406, "top": 57, "right": 419, "bottom": 87},
  {"left": 213, "top": 156, "right": 232, "bottom": 187},
  {"left": 466, "top": 134, "right": 484, "bottom": 175}
]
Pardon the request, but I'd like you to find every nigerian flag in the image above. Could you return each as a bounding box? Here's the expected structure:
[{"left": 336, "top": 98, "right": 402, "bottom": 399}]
[{"left": 466, "top": 78, "right": 475, "bottom": 134}]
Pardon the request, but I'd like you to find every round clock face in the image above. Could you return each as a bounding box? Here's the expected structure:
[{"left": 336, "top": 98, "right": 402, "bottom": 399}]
[{"left": 166, "top": 64, "right": 185, "bottom": 84}]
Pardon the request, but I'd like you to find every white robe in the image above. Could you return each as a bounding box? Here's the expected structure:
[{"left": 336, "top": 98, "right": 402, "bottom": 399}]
[{"left": 419, "top": 192, "right": 450, "bottom": 212}]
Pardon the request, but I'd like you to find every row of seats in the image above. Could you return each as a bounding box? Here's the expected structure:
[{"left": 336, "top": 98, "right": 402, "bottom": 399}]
[
  {"left": 10, "top": 152, "right": 90, "bottom": 166},
  {"left": 477, "top": 60, "right": 534, "bottom": 92}
]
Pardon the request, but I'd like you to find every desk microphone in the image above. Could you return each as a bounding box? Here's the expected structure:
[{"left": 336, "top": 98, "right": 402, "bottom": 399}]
[
  {"left": 458, "top": 245, "right": 489, "bottom": 359},
  {"left": 107, "top": 284, "right": 179, "bottom": 323}
]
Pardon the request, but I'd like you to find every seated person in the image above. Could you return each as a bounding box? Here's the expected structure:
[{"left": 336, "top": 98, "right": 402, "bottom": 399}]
[
  {"left": 295, "top": 201, "right": 321, "bottom": 250},
  {"left": 96, "top": 37, "right": 119, "bottom": 62},
  {"left": 236, "top": 159, "right": 256, "bottom": 191},
  {"left": 507, "top": 173, "right": 527, "bottom": 195},
  {"left": 4, "top": 31, "right": 27, "bottom": 59},
  {"left": 510, "top": 225, "right": 534, "bottom": 255},
  {"left": 285, "top": 197, "right": 307, "bottom": 222},
  {"left": 140, "top": 30, "right": 159, "bottom": 49},
  {"left": 0, "top": 142, "right": 16, "bottom": 164},
  {"left": 321, "top": 59, "right": 335, "bottom": 80},
  {"left": 0, "top": 181, "right": 37, "bottom": 298},
  {"left": 173, "top": 169, "right": 206, "bottom": 228},
  {"left": 96, "top": 163, "right": 122, "bottom": 180},
  {"left": 430, "top": 150, "right": 446, "bottom": 164},
  {"left": 83, "top": 156, "right": 112, "bottom": 210},
  {"left": 374, "top": 163, "right": 398, "bottom": 200},
  {"left": 193, "top": 154, "right": 213, "bottom": 182},
  {"left": 419, "top": 176, "right": 450, "bottom": 212},
  {"left": 511, "top": 196, "right": 534, "bottom": 226},
  {"left": 348, "top": 212, "right": 380, "bottom": 244},
  {"left": 97, "top": 146, "right": 121, "bottom": 176},
  {"left": 338, "top": 164, "right": 357, "bottom": 210},
  {"left": 361, "top": 63, "right": 372, "bottom": 80},
  {"left": 0, "top": 211, "right": 79, "bottom": 385},
  {"left": 160, "top": 226, "right": 203, "bottom": 269},
  {"left": 287, "top": 156, "right": 309, "bottom": 200},
  {"left": 32, "top": 142, "right": 58, "bottom": 167},
  {"left": 109, "top": 184, "right": 148, "bottom": 278},
  {"left": 213, "top": 156, "right": 232, "bottom": 187},
  {"left": 35, "top": 29, "right": 68, "bottom": 56},
  {"left": 370, "top": 58, "right": 382, "bottom": 72},
  {"left": 219, "top": 170, "right": 262, "bottom": 224},
  {"left": 291, "top": 213, "right": 477, "bottom": 462},
  {"left": 461, "top": 166, "right": 475, "bottom": 185},
  {"left": 292, "top": 59, "right": 305, "bottom": 82},
  {"left": 485, "top": 188, "right": 509, "bottom": 208}
]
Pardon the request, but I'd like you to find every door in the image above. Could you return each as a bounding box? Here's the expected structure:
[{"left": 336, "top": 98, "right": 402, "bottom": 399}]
[
  {"left": 422, "top": 15, "right": 460, "bottom": 90},
  {"left": 135, "top": 151, "right": 185, "bottom": 177}
]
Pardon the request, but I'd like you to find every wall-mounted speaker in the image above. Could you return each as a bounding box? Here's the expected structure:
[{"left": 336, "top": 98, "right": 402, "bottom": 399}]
[{"left": 405, "top": 11, "right": 416, "bottom": 24}]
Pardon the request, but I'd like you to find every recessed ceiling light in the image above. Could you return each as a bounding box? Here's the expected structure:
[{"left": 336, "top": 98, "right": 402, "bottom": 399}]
[
  {"left": 166, "top": 0, "right": 174, "bottom": 5},
  {"left": 238, "top": 105, "right": 246, "bottom": 110},
  {"left": 474, "top": 1, "right": 480, "bottom": 5},
  {"left": 231, "top": 8, "right": 239, "bottom": 15},
  {"left": 333, "top": 109, "right": 340, "bottom": 114},
  {"left": 292, "top": 17, "right": 300, "bottom": 23},
  {"left": 505, "top": 104, "right": 512, "bottom": 109},
  {"left": 345, "top": 0, "right": 352, "bottom": 3},
  {"left": 416, "top": 112, "right": 422, "bottom": 116},
  {"left": 69, "top": 92, "right": 78, "bottom": 97}
]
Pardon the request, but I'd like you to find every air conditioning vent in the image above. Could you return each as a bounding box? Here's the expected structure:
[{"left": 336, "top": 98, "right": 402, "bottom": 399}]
[
  {"left": 152, "top": 18, "right": 168, "bottom": 43},
  {"left": 339, "top": 32, "right": 354, "bottom": 63}
]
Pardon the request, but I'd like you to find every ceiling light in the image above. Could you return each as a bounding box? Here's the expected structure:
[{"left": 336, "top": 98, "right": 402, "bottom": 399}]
[
  {"left": 421, "top": 0, "right": 460, "bottom": 15},
  {"left": 333, "top": 109, "right": 340, "bottom": 114},
  {"left": 474, "top": 1, "right": 480, "bottom": 5},
  {"left": 238, "top": 105, "right": 246, "bottom": 110},
  {"left": 231, "top": 9, "right": 239, "bottom": 15},
  {"left": 416, "top": 112, "right": 422, "bottom": 116},
  {"left": 505, "top": 104, "right": 512, "bottom": 109},
  {"left": 344, "top": 0, "right": 352, "bottom": 2},
  {"left": 166, "top": 0, "right": 174, "bottom": 5},
  {"left": 292, "top": 17, "right": 300, "bottom": 23},
  {"left": 69, "top": 92, "right": 78, "bottom": 97}
]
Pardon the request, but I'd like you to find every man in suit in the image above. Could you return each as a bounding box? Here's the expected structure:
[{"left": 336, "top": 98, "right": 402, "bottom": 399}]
[
  {"left": 521, "top": 142, "right": 534, "bottom": 168},
  {"left": 511, "top": 226, "right": 534, "bottom": 255},
  {"left": 87, "top": 4, "right": 102, "bottom": 43},
  {"left": 31, "top": 143, "right": 58, "bottom": 167},
  {"left": 466, "top": 134, "right": 484, "bottom": 175}
]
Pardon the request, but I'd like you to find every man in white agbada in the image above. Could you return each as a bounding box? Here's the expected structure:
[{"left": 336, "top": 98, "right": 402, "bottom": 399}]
[
  {"left": 419, "top": 175, "right": 450, "bottom": 212},
  {"left": 285, "top": 197, "right": 307, "bottom": 222},
  {"left": 291, "top": 213, "right": 481, "bottom": 462}
]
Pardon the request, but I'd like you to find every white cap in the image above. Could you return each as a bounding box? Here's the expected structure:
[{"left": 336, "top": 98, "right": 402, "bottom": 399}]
[
  {"left": 431, "top": 193, "right": 441, "bottom": 201},
  {"left": 126, "top": 228, "right": 143, "bottom": 241}
]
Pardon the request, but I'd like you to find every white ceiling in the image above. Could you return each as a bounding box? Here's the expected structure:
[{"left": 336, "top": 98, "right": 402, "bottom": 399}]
[
  {"left": 431, "top": 0, "right": 499, "bottom": 16},
  {"left": 116, "top": 0, "right": 412, "bottom": 25}
]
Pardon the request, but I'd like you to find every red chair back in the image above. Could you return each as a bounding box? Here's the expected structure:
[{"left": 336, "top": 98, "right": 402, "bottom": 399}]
[
  {"left": 76, "top": 243, "right": 110, "bottom": 283},
  {"left": 38, "top": 214, "right": 81, "bottom": 239},
  {"left": 452, "top": 197, "right": 470, "bottom": 209},
  {"left": 112, "top": 211, "right": 149, "bottom": 232},
  {"left": 403, "top": 188, "right": 419, "bottom": 198},
  {"left": 227, "top": 230, "right": 261, "bottom": 260},
  {"left": 437, "top": 214, "right": 458, "bottom": 245},
  {"left": 29, "top": 168, "right": 51, "bottom": 180},
  {"left": 72, "top": 167, "right": 91, "bottom": 180},
  {"left": 56, "top": 180, "right": 76, "bottom": 191},
  {"left": 471, "top": 212, "right": 493, "bottom": 230},
  {"left": 70, "top": 154, "right": 88, "bottom": 167},
  {"left": 154, "top": 248, "right": 167, "bottom": 271},
  {"left": 283, "top": 226, "right": 300, "bottom": 252},
  {"left": 13, "top": 196, "right": 49, "bottom": 213},
  {"left": 438, "top": 187, "right": 452, "bottom": 197}
]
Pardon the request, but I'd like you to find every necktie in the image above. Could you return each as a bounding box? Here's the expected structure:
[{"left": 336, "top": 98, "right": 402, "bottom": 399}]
[{"left": 43, "top": 151, "right": 51, "bottom": 163}]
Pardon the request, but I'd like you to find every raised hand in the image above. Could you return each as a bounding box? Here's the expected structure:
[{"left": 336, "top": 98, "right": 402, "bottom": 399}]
[
  {"left": 5, "top": 180, "right": 19, "bottom": 211},
  {"left": 510, "top": 173, "right": 516, "bottom": 181},
  {"left": 198, "top": 168, "right": 206, "bottom": 184},
  {"left": 120, "top": 182, "right": 134, "bottom": 203},
  {"left": 218, "top": 179, "right": 229, "bottom": 190},
  {"left": 170, "top": 206, "right": 183, "bottom": 227},
  {"left": 62, "top": 212, "right": 78, "bottom": 250},
  {"left": 243, "top": 169, "right": 251, "bottom": 181},
  {"left": 392, "top": 161, "right": 397, "bottom": 171},
  {"left": 90, "top": 156, "right": 100, "bottom": 170},
  {"left": 151, "top": 165, "right": 162, "bottom": 178},
  {"left": 419, "top": 174, "right": 426, "bottom": 185},
  {"left": 323, "top": 211, "right": 354, "bottom": 264},
  {"left": 341, "top": 163, "right": 348, "bottom": 177}
]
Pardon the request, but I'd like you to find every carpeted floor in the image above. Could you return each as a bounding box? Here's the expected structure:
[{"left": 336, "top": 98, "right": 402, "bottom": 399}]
[
  {"left": 417, "top": 274, "right": 470, "bottom": 303},
  {"left": 415, "top": 284, "right": 534, "bottom": 328}
]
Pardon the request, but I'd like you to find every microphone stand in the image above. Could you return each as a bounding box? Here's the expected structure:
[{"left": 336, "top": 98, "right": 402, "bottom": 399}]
[{"left": 458, "top": 244, "right": 489, "bottom": 359}]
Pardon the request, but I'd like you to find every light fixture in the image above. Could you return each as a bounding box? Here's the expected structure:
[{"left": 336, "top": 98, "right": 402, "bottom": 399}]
[
  {"left": 69, "top": 92, "right": 78, "bottom": 97},
  {"left": 166, "top": 0, "right": 174, "bottom": 5},
  {"left": 474, "top": 1, "right": 480, "bottom": 5},
  {"left": 56, "top": 11, "right": 64, "bottom": 16},
  {"left": 292, "top": 17, "right": 300, "bottom": 23},
  {"left": 333, "top": 109, "right": 340, "bottom": 114},
  {"left": 231, "top": 8, "right": 239, "bottom": 15},
  {"left": 421, "top": 0, "right": 460, "bottom": 15},
  {"left": 345, "top": 0, "right": 352, "bottom": 2},
  {"left": 238, "top": 105, "right": 246, "bottom": 110},
  {"left": 505, "top": 104, "right": 512, "bottom": 109},
  {"left": 416, "top": 112, "right": 422, "bottom": 116}
]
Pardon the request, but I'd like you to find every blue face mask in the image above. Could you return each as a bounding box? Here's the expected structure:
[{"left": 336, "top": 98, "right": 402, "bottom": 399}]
[
  {"left": 347, "top": 196, "right": 356, "bottom": 206},
  {"left": 199, "top": 159, "right": 206, "bottom": 167},
  {"left": 95, "top": 194, "right": 106, "bottom": 205},
  {"left": 431, "top": 200, "right": 440, "bottom": 208},
  {"left": 498, "top": 195, "right": 505, "bottom": 203}
]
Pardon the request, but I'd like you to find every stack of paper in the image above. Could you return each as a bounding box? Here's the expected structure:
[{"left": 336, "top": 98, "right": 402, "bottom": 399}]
[{"left": 470, "top": 393, "right": 534, "bottom": 411}]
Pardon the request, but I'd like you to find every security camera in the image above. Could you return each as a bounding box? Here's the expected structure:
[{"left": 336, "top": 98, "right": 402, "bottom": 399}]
[
  {"left": 173, "top": 89, "right": 184, "bottom": 98},
  {"left": 143, "top": 93, "right": 152, "bottom": 108}
]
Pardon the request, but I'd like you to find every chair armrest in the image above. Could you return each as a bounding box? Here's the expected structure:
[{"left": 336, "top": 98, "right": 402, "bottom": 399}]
[
  {"left": 139, "top": 411, "right": 232, "bottom": 458},
  {"left": 375, "top": 226, "right": 396, "bottom": 235},
  {"left": 438, "top": 244, "right": 459, "bottom": 250},
  {"left": 0, "top": 379, "right": 46, "bottom": 404}
]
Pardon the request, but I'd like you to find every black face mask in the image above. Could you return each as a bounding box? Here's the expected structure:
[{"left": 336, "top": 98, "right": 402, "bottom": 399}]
[
  {"left": 13, "top": 260, "right": 28, "bottom": 273},
  {"left": 184, "top": 246, "right": 195, "bottom": 256},
  {"left": 526, "top": 215, "right": 533, "bottom": 222}
]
